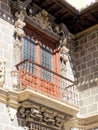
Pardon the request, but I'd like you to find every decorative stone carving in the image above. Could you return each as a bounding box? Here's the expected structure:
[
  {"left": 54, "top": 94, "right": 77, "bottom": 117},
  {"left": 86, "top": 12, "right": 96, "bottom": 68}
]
[
  {"left": 55, "top": 116, "right": 63, "bottom": 127},
  {"left": 18, "top": 100, "right": 69, "bottom": 128},
  {"left": 0, "top": 60, "right": 6, "bottom": 87},
  {"left": 10, "top": 1, "right": 26, "bottom": 64},
  {"left": 43, "top": 111, "right": 55, "bottom": 126},
  {"left": 53, "top": 23, "right": 71, "bottom": 42},
  {"left": 33, "top": 9, "right": 53, "bottom": 31},
  {"left": 11, "top": 70, "right": 19, "bottom": 89},
  {"left": 59, "top": 37, "right": 69, "bottom": 73},
  {"left": 14, "top": 10, "right": 26, "bottom": 48},
  {"left": 53, "top": 23, "right": 71, "bottom": 76},
  {"left": 7, "top": 106, "right": 17, "bottom": 121},
  {"left": 30, "top": 108, "right": 43, "bottom": 122}
]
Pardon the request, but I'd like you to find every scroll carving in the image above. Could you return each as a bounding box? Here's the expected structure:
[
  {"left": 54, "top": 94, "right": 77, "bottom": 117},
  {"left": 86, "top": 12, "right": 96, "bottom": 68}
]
[{"left": 0, "top": 60, "right": 6, "bottom": 87}]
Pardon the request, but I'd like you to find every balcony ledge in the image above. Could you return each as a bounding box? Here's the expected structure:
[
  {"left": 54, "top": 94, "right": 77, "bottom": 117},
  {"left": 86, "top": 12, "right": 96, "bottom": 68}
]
[{"left": 0, "top": 88, "right": 79, "bottom": 116}]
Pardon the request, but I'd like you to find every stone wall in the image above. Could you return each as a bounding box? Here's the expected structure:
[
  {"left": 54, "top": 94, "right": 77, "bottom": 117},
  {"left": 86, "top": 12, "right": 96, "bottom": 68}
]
[
  {"left": 0, "top": 1, "right": 26, "bottom": 129},
  {"left": 75, "top": 27, "right": 98, "bottom": 91},
  {"left": 0, "top": 103, "right": 26, "bottom": 130},
  {"left": 75, "top": 26, "right": 98, "bottom": 117},
  {"left": 0, "top": 17, "right": 14, "bottom": 89}
]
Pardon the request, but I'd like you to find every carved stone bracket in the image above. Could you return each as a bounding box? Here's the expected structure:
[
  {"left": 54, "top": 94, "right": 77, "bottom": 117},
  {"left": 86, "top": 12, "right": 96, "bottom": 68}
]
[
  {"left": 18, "top": 100, "right": 72, "bottom": 129},
  {"left": 0, "top": 60, "right": 6, "bottom": 87}
]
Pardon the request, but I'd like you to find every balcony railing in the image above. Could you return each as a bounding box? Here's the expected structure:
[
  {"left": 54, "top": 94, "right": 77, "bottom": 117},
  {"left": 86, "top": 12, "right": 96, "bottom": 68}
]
[{"left": 16, "top": 59, "right": 78, "bottom": 107}]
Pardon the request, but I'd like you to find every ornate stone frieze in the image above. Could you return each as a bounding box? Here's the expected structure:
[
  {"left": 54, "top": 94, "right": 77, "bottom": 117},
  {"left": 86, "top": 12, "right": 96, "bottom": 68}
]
[
  {"left": 0, "top": 60, "right": 6, "bottom": 87},
  {"left": 18, "top": 100, "right": 71, "bottom": 129}
]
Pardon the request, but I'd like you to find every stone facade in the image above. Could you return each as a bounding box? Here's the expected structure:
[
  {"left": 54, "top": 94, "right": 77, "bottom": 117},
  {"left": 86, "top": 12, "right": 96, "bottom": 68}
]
[
  {"left": 75, "top": 28, "right": 98, "bottom": 91},
  {"left": 0, "top": 0, "right": 98, "bottom": 130},
  {"left": 75, "top": 27, "right": 98, "bottom": 119},
  {"left": 75, "top": 25, "right": 98, "bottom": 130}
]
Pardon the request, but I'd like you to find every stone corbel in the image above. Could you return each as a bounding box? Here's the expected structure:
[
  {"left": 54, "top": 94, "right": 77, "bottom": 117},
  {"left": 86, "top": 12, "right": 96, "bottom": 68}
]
[{"left": 0, "top": 60, "right": 6, "bottom": 87}]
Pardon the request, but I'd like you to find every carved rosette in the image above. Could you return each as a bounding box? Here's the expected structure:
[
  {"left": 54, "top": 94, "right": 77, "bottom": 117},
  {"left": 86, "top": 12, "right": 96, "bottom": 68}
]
[
  {"left": 0, "top": 60, "right": 6, "bottom": 87},
  {"left": 18, "top": 100, "right": 71, "bottom": 129}
]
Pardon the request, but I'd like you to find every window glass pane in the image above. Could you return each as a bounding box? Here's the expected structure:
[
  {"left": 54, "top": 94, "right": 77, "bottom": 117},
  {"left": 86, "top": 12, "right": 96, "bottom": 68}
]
[
  {"left": 40, "top": 45, "right": 53, "bottom": 82},
  {"left": 22, "top": 36, "right": 36, "bottom": 74},
  {"left": 22, "top": 36, "right": 36, "bottom": 61}
]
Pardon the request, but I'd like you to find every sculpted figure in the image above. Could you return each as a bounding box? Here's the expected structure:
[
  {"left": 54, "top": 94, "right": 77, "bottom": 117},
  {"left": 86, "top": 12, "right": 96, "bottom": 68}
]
[
  {"left": 59, "top": 37, "right": 69, "bottom": 72},
  {"left": 14, "top": 10, "right": 26, "bottom": 48},
  {"left": 53, "top": 23, "right": 71, "bottom": 74},
  {"left": 33, "top": 9, "right": 53, "bottom": 31},
  {"left": 53, "top": 23, "right": 71, "bottom": 42}
]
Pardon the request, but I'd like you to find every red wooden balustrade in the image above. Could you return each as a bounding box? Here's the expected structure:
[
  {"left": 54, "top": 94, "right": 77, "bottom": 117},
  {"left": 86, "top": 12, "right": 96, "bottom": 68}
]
[{"left": 16, "top": 59, "right": 78, "bottom": 106}]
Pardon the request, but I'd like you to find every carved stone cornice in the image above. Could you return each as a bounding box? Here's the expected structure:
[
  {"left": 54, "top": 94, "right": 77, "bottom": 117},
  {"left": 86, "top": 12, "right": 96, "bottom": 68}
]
[{"left": 18, "top": 100, "right": 71, "bottom": 129}]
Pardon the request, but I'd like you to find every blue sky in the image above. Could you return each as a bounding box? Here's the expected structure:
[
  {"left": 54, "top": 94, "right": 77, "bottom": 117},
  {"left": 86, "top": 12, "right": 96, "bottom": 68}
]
[{"left": 66, "top": 0, "right": 95, "bottom": 10}]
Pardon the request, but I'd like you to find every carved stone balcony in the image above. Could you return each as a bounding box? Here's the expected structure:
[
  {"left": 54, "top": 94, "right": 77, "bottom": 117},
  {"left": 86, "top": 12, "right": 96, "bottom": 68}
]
[{"left": 16, "top": 59, "right": 78, "bottom": 111}]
